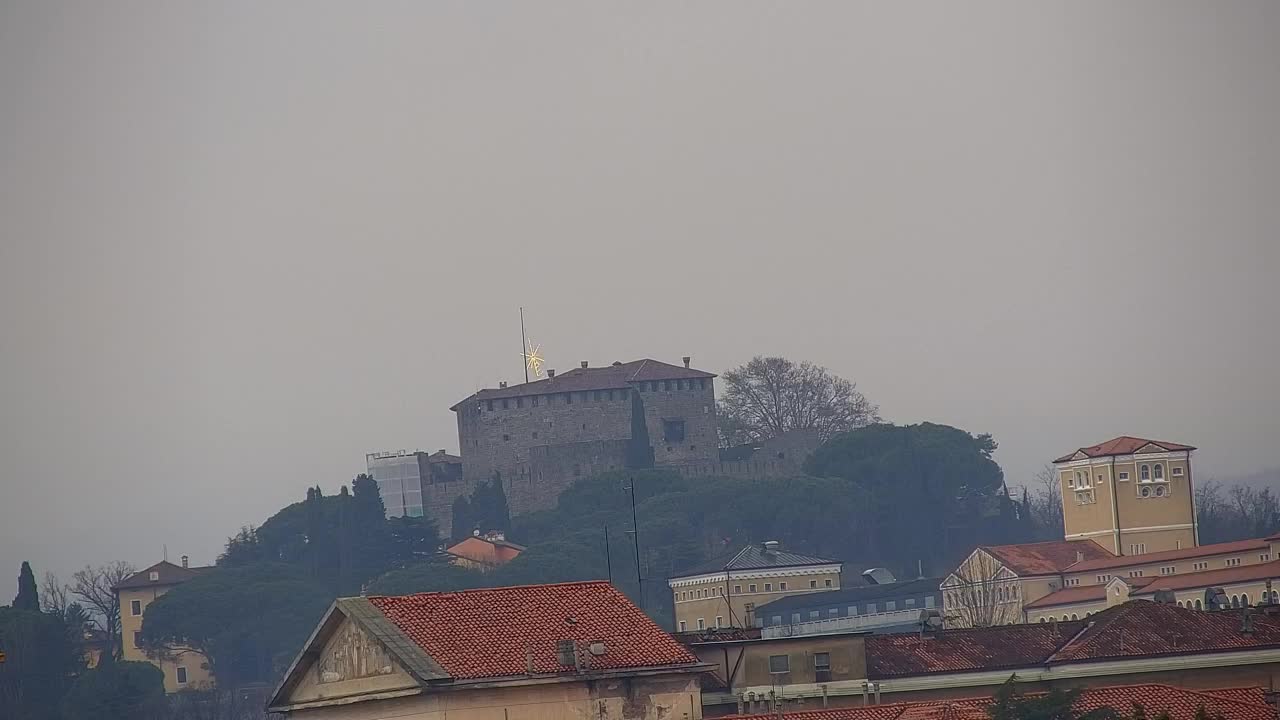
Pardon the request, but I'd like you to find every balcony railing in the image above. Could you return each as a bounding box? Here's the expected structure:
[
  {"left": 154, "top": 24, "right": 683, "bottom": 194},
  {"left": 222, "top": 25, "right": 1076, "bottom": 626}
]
[{"left": 760, "top": 607, "right": 923, "bottom": 638}]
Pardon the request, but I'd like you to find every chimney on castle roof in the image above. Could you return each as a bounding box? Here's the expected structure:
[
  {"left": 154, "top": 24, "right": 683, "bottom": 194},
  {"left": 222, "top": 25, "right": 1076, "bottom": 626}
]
[
  {"left": 180, "top": 555, "right": 189, "bottom": 569},
  {"left": 547, "top": 369, "right": 556, "bottom": 378},
  {"left": 499, "top": 381, "right": 508, "bottom": 388},
  {"left": 683, "top": 356, "right": 691, "bottom": 368},
  {"left": 580, "top": 361, "right": 588, "bottom": 368}
]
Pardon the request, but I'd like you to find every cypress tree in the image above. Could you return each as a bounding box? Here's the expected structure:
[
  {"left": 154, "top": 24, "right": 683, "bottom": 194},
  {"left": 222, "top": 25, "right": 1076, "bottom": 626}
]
[{"left": 13, "top": 560, "right": 39, "bottom": 612}]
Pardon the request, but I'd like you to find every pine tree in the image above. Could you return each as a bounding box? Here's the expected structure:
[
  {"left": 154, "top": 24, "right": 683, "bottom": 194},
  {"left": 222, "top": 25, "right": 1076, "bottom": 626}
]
[{"left": 13, "top": 561, "right": 39, "bottom": 612}]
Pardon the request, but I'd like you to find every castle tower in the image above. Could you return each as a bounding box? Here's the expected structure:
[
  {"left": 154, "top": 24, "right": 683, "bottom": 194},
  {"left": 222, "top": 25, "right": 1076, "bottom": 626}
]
[{"left": 1053, "top": 436, "right": 1197, "bottom": 556}]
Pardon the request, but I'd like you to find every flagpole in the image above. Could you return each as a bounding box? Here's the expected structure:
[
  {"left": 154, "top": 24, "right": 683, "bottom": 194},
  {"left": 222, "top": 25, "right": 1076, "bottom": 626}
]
[{"left": 520, "top": 307, "right": 529, "bottom": 384}]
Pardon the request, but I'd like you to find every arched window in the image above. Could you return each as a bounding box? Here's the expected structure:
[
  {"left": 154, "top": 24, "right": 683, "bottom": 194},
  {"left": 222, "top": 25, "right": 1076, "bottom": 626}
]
[
  {"left": 1271, "top": 590, "right": 1278, "bottom": 604},
  {"left": 1231, "top": 595, "right": 1240, "bottom": 608},
  {"left": 1140, "top": 464, "right": 1151, "bottom": 481},
  {"left": 1194, "top": 599, "right": 1203, "bottom": 610},
  {"left": 1243, "top": 593, "right": 1251, "bottom": 606},
  {"left": 1177, "top": 601, "right": 1184, "bottom": 608},
  {"left": 1070, "top": 614, "right": 1079, "bottom": 620},
  {"left": 1153, "top": 464, "right": 1164, "bottom": 480},
  {"left": 1039, "top": 617, "right": 1047, "bottom": 623}
]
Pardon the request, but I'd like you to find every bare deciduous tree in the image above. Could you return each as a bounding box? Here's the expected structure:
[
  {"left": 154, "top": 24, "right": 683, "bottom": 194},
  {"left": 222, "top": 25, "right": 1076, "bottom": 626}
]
[
  {"left": 71, "top": 561, "right": 136, "bottom": 661},
  {"left": 1196, "top": 480, "right": 1280, "bottom": 544},
  {"left": 717, "top": 356, "right": 879, "bottom": 446},
  {"left": 1019, "top": 465, "right": 1064, "bottom": 541},
  {"left": 942, "top": 550, "right": 1025, "bottom": 628}
]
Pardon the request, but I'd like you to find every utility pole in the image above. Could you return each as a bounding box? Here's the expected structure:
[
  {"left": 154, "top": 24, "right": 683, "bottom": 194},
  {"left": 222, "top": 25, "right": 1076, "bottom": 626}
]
[
  {"left": 604, "top": 524, "right": 613, "bottom": 585},
  {"left": 626, "top": 477, "right": 644, "bottom": 610}
]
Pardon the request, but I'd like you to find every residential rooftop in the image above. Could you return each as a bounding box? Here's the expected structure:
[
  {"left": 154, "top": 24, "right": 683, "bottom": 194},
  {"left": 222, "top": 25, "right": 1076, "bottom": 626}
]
[
  {"left": 867, "top": 600, "right": 1280, "bottom": 679},
  {"left": 757, "top": 577, "right": 942, "bottom": 615},
  {"left": 980, "top": 539, "right": 1112, "bottom": 576},
  {"left": 114, "top": 560, "right": 210, "bottom": 591},
  {"left": 365, "top": 580, "right": 699, "bottom": 679},
  {"left": 721, "top": 684, "right": 1272, "bottom": 720},
  {"left": 1053, "top": 436, "right": 1196, "bottom": 464},
  {"left": 673, "top": 543, "right": 841, "bottom": 578},
  {"left": 1068, "top": 536, "right": 1271, "bottom": 572}
]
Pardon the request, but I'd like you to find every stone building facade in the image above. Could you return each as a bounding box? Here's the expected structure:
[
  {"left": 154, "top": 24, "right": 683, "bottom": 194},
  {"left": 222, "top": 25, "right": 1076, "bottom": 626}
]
[{"left": 436, "top": 358, "right": 718, "bottom": 535}]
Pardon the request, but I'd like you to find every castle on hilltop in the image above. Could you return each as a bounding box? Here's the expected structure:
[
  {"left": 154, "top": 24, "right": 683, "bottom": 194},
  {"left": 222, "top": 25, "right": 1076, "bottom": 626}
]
[{"left": 369, "top": 356, "right": 817, "bottom": 537}]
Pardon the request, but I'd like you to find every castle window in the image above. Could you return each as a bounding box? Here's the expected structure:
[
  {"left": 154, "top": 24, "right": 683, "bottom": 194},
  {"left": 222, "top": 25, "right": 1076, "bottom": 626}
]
[
  {"left": 532, "top": 395, "right": 540, "bottom": 407},
  {"left": 1119, "top": 471, "right": 1130, "bottom": 480},
  {"left": 1153, "top": 464, "right": 1164, "bottom": 480},
  {"left": 532, "top": 431, "right": 538, "bottom": 439},
  {"left": 886, "top": 600, "right": 897, "bottom": 611},
  {"left": 1140, "top": 464, "right": 1150, "bottom": 481},
  {"left": 780, "top": 582, "right": 787, "bottom": 590},
  {"left": 765, "top": 583, "right": 772, "bottom": 591},
  {"left": 501, "top": 399, "right": 509, "bottom": 409},
  {"left": 734, "top": 585, "right": 742, "bottom": 593},
  {"left": 662, "top": 380, "right": 670, "bottom": 391},
  {"left": 1154, "top": 485, "right": 1166, "bottom": 497},
  {"left": 679, "top": 621, "right": 686, "bottom": 631},
  {"left": 1172, "top": 467, "right": 1184, "bottom": 476},
  {"left": 716, "top": 616, "right": 723, "bottom": 628},
  {"left": 1140, "top": 486, "right": 1151, "bottom": 498},
  {"left": 825, "top": 579, "right": 832, "bottom": 587},
  {"left": 749, "top": 584, "right": 757, "bottom": 592},
  {"left": 176, "top": 667, "right": 188, "bottom": 685},
  {"left": 768, "top": 655, "right": 790, "bottom": 674},
  {"left": 809, "top": 610, "right": 819, "bottom": 620},
  {"left": 663, "top": 419, "right": 686, "bottom": 442},
  {"left": 867, "top": 602, "right": 877, "bottom": 614},
  {"left": 486, "top": 400, "right": 494, "bottom": 412},
  {"left": 516, "top": 397, "right": 523, "bottom": 408},
  {"left": 130, "top": 600, "right": 142, "bottom": 616},
  {"left": 810, "top": 580, "right": 817, "bottom": 588},
  {"left": 1226, "top": 557, "right": 1242, "bottom": 567}
]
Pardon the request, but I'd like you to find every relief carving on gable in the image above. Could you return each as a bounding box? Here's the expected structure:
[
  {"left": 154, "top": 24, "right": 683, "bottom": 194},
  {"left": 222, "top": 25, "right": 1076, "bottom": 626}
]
[{"left": 315, "top": 621, "right": 398, "bottom": 684}]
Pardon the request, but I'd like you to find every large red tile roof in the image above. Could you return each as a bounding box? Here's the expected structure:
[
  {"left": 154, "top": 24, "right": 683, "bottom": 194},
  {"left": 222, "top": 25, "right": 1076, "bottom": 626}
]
[
  {"left": 1068, "top": 537, "right": 1270, "bottom": 572},
  {"left": 1129, "top": 558, "right": 1280, "bottom": 595},
  {"left": 868, "top": 601, "right": 1280, "bottom": 679},
  {"left": 722, "top": 684, "right": 1272, "bottom": 720},
  {"left": 1048, "top": 601, "right": 1280, "bottom": 664},
  {"left": 867, "top": 621, "right": 1086, "bottom": 678},
  {"left": 366, "top": 580, "right": 698, "bottom": 680},
  {"left": 1054, "top": 436, "right": 1195, "bottom": 463},
  {"left": 980, "top": 539, "right": 1113, "bottom": 576}
]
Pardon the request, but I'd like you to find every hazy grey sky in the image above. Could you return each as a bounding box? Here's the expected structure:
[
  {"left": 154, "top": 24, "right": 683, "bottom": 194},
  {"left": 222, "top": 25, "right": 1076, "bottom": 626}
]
[{"left": 3, "top": 2, "right": 1278, "bottom": 588}]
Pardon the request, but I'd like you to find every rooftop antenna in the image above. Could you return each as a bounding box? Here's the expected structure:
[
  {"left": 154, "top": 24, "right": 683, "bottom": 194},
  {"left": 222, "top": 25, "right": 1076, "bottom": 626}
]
[
  {"left": 520, "top": 307, "right": 529, "bottom": 384},
  {"left": 163, "top": 544, "right": 168, "bottom": 563},
  {"left": 604, "top": 524, "right": 613, "bottom": 585}
]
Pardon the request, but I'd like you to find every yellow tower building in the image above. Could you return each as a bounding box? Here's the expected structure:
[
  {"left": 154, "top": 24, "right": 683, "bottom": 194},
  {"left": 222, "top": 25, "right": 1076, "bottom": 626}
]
[{"left": 1053, "top": 436, "right": 1197, "bottom": 556}]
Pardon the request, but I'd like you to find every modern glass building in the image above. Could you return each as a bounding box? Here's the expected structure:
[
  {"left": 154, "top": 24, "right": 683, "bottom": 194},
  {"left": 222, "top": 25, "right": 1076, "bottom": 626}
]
[
  {"left": 366, "top": 451, "right": 426, "bottom": 518},
  {"left": 365, "top": 449, "right": 463, "bottom": 518}
]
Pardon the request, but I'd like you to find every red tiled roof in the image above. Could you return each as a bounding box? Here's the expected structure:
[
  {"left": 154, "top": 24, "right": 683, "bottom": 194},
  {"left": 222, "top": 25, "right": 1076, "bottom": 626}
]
[
  {"left": 366, "top": 581, "right": 698, "bottom": 680},
  {"left": 981, "top": 539, "right": 1113, "bottom": 576},
  {"left": 1022, "top": 584, "right": 1109, "bottom": 609},
  {"left": 1068, "top": 537, "right": 1270, "bottom": 573},
  {"left": 1024, "top": 578, "right": 1154, "bottom": 610},
  {"left": 866, "top": 621, "right": 1086, "bottom": 678},
  {"left": 1047, "top": 601, "right": 1280, "bottom": 663},
  {"left": 451, "top": 358, "right": 714, "bottom": 408},
  {"left": 1130, "top": 558, "right": 1280, "bottom": 595},
  {"left": 722, "top": 685, "right": 1272, "bottom": 720},
  {"left": 1054, "top": 436, "right": 1195, "bottom": 463},
  {"left": 1200, "top": 687, "right": 1268, "bottom": 706},
  {"left": 868, "top": 601, "right": 1280, "bottom": 679}
]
